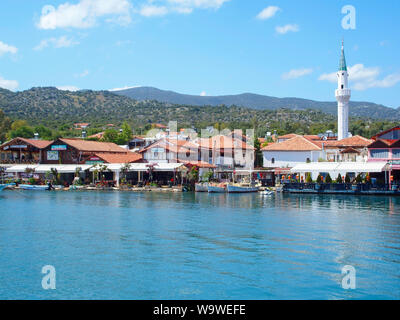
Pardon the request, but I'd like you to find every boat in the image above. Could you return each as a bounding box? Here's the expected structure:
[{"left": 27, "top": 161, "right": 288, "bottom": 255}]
[
  {"left": 0, "top": 183, "right": 14, "bottom": 192},
  {"left": 208, "top": 183, "right": 227, "bottom": 193},
  {"left": 195, "top": 183, "right": 209, "bottom": 192},
  {"left": 18, "top": 184, "right": 49, "bottom": 191},
  {"left": 226, "top": 184, "right": 259, "bottom": 193}
]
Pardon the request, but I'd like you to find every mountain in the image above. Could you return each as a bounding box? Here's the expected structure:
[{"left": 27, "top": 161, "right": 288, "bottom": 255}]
[{"left": 113, "top": 86, "right": 399, "bottom": 120}]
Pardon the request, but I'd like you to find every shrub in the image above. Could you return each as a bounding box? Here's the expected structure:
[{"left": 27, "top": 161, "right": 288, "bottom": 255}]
[
  {"left": 345, "top": 174, "right": 351, "bottom": 183},
  {"left": 316, "top": 174, "right": 323, "bottom": 184},
  {"left": 306, "top": 173, "right": 312, "bottom": 183},
  {"left": 356, "top": 174, "right": 363, "bottom": 184},
  {"left": 336, "top": 173, "right": 343, "bottom": 184},
  {"left": 325, "top": 173, "right": 332, "bottom": 184}
]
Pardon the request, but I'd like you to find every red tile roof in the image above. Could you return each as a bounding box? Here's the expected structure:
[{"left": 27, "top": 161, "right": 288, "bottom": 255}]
[
  {"left": 94, "top": 152, "right": 142, "bottom": 163},
  {"left": 324, "top": 135, "right": 372, "bottom": 147},
  {"left": 58, "top": 138, "right": 127, "bottom": 153},
  {"left": 1, "top": 137, "right": 53, "bottom": 150},
  {"left": 262, "top": 136, "right": 321, "bottom": 151}
]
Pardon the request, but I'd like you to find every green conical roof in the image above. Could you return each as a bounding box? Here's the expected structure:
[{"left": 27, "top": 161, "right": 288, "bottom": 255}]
[{"left": 339, "top": 42, "right": 347, "bottom": 71}]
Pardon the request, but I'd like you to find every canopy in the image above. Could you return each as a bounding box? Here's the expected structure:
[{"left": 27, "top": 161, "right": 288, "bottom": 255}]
[
  {"left": 89, "top": 163, "right": 184, "bottom": 172},
  {"left": 290, "top": 161, "right": 389, "bottom": 174},
  {"left": 6, "top": 164, "right": 93, "bottom": 174}
]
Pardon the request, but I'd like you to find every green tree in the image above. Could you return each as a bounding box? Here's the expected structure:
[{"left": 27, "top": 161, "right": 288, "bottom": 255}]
[
  {"left": 8, "top": 126, "right": 35, "bottom": 139},
  {"left": 336, "top": 173, "right": 343, "bottom": 183},
  {"left": 345, "top": 173, "right": 351, "bottom": 183},
  {"left": 316, "top": 174, "right": 323, "bottom": 184},
  {"left": 306, "top": 172, "right": 313, "bottom": 183},
  {"left": 254, "top": 137, "right": 263, "bottom": 167},
  {"left": 34, "top": 125, "right": 53, "bottom": 140},
  {"left": 101, "top": 128, "right": 120, "bottom": 144},
  {"left": 0, "top": 109, "right": 12, "bottom": 143},
  {"left": 325, "top": 173, "right": 332, "bottom": 184},
  {"left": 117, "top": 121, "right": 133, "bottom": 145}
]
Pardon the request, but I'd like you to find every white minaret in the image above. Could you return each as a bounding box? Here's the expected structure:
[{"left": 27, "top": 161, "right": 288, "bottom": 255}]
[{"left": 335, "top": 41, "right": 351, "bottom": 141}]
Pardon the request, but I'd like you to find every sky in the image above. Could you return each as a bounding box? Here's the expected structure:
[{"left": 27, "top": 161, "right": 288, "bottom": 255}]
[{"left": 0, "top": 0, "right": 399, "bottom": 107}]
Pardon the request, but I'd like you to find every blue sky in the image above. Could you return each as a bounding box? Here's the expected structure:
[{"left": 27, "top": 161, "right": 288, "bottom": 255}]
[{"left": 0, "top": 0, "right": 399, "bottom": 107}]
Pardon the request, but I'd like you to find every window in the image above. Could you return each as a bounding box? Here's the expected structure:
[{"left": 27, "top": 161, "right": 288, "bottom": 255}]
[
  {"left": 306, "top": 158, "right": 311, "bottom": 163},
  {"left": 271, "top": 158, "right": 275, "bottom": 164},
  {"left": 370, "top": 149, "right": 389, "bottom": 159},
  {"left": 341, "top": 85, "right": 344, "bottom": 89}
]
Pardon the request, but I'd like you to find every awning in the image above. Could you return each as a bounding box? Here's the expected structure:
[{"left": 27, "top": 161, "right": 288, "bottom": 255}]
[
  {"left": 6, "top": 165, "right": 39, "bottom": 173},
  {"left": 89, "top": 163, "right": 184, "bottom": 172},
  {"left": 6, "top": 164, "right": 93, "bottom": 174},
  {"left": 290, "top": 162, "right": 389, "bottom": 174}
]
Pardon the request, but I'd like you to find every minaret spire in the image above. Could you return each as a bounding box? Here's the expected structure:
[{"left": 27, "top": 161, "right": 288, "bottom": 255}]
[
  {"left": 335, "top": 40, "right": 351, "bottom": 141},
  {"left": 339, "top": 40, "right": 347, "bottom": 71}
]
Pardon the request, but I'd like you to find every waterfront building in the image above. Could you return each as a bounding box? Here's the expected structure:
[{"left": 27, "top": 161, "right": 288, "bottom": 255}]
[
  {"left": 262, "top": 135, "right": 325, "bottom": 168},
  {"left": 0, "top": 137, "right": 52, "bottom": 164},
  {"left": 262, "top": 134, "right": 372, "bottom": 169},
  {"left": 368, "top": 126, "right": 400, "bottom": 183},
  {"left": 42, "top": 138, "right": 132, "bottom": 164},
  {"left": 335, "top": 41, "right": 351, "bottom": 140}
]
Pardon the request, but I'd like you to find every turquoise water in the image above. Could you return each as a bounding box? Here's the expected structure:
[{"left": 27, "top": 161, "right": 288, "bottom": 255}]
[{"left": 0, "top": 190, "right": 400, "bottom": 300}]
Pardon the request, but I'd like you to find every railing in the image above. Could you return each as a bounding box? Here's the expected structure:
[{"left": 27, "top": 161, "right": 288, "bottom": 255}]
[{"left": 283, "top": 182, "right": 392, "bottom": 192}]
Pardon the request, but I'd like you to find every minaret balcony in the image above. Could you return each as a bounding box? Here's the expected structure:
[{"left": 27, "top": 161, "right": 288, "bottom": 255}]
[{"left": 335, "top": 89, "right": 351, "bottom": 98}]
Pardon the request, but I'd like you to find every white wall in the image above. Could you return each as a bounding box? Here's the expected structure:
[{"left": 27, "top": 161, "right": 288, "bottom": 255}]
[{"left": 263, "top": 150, "right": 323, "bottom": 168}]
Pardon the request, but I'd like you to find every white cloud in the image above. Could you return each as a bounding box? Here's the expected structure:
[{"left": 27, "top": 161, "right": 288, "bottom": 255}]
[
  {"left": 37, "top": 0, "right": 132, "bottom": 29},
  {"left": 200, "top": 91, "right": 207, "bottom": 96},
  {"left": 0, "top": 41, "right": 18, "bottom": 56},
  {"left": 109, "top": 85, "right": 142, "bottom": 91},
  {"left": 140, "top": 5, "right": 169, "bottom": 17},
  {"left": 256, "top": 6, "right": 280, "bottom": 20},
  {"left": 318, "top": 63, "right": 400, "bottom": 90},
  {"left": 57, "top": 86, "right": 80, "bottom": 91},
  {"left": 282, "top": 68, "right": 313, "bottom": 80},
  {"left": 0, "top": 76, "right": 19, "bottom": 91},
  {"left": 75, "top": 70, "right": 89, "bottom": 78},
  {"left": 34, "top": 36, "right": 79, "bottom": 50},
  {"left": 167, "top": 0, "right": 230, "bottom": 9},
  {"left": 276, "top": 24, "right": 299, "bottom": 34},
  {"left": 138, "top": 0, "right": 230, "bottom": 17}
]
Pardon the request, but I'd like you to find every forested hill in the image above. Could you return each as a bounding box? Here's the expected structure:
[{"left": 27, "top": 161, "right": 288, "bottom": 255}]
[
  {"left": 113, "top": 86, "right": 400, "bottom": 120},
  {"left": 0, "top": 87, "right": 336, "bottom": 126}
]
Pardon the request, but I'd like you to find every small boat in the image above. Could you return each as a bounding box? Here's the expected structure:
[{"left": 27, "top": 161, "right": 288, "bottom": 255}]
[
  {"left": 18, "top": 184, "right": 49, "bottom": 191},
  {"left": 195, "top": 183, "right": 209, "bottom": 192},
  {"left": 227, "top": 184, "right": 259, "bottom": 193},
  {"left": 208, "top": 183, "right": 226, "bottom": 193},
  {"left": 0, "top": 183, "right": 14, "bottom": 192}
]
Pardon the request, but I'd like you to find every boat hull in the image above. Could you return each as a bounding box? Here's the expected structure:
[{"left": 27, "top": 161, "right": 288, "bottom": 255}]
[
  {"left": 18, "top": 184, "right": 49, "bottom": 191},
  {"left": 208, "top": 186, "right": 226, "bottom": 193},
  {"left": 0, "top": 183, "right": 14, "bottom": 192},
  {"left": 195, "top": 183, "right": 209, "bottom": 192},
  {"left": 227, "top": 185, "right": 259, "bottom": 193}
]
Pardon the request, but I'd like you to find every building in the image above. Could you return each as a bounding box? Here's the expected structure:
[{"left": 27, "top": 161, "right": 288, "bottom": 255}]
[
  {"left": 262, "top": 135, "right": 325, "bottom": 168},
  {"left": 0, "top": 137, "right": 52, "bottom": 164},
  {"left": 41, "top": 138, "right": 133, "bottom": 164},
  {"left": 368, "top": 126, "right": 400, "bottom": 182},
  {"left": 335, "top": 41, "right": 351, "bottom": 140}
]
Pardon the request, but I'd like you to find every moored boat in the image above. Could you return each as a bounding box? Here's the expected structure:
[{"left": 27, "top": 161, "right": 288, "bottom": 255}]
[
  {"left": 18, "top": 184, "right": 49, "bottom": 191},
  {"left": 0, "top": 183, "right": 15, "bottom": 192},
  {"left": 226, "top": 184, "right": 259, "bottom": 193},
  {"left": 195, "top": 183, "right": 209, "bottom": 192},
  {"left": 208, "top": 183, "right": 226, "bottom": 193}
]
